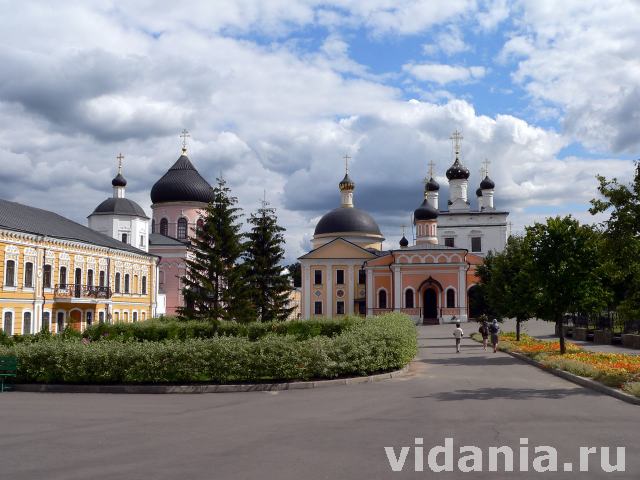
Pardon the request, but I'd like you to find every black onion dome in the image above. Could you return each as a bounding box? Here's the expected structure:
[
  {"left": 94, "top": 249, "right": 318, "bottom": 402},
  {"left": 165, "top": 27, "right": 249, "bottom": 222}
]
[
  {"left": 339, "top": 173, "right": 355, "bottom": 191},
  {"left": 112, "top": 173, "right": 127, "bottom": 187},
  {"left": 414, "top": 199, "right": 438, "bottom": 221},
  {"left": 480, "top": 175, "right": 495, "bottom": 189},
  {"left": 445, "top": 158, "right": 470, "bottom": 180},
  {"left": 91, "top": 198, "right": 149, "bottom": 218},
  {"left": 399, "top": 235, "right": 409, "bottom": 247},
  {"left": 314, "top": 207, "right": 382, "bottom": 236},
  {"left": 476, "top": 187, "right": 483, "bottom": 197},
  {"left": 425, "top": 177, "right": 440, "bottom": 192},
  {"left": 151, "top": 154, "right": 214, "bottom": 204}
]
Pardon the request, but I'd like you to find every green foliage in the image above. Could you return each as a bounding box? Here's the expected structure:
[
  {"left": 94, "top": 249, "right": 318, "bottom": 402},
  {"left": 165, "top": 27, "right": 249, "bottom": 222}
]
[
  {"left": 540, "top": 357, "right": 599, "bottom": 378},
  {"left": 244, "top": 203, "right": 294, "bottom": 322},
  {"left": 179, "top": 176, "right": 253, "bottom": 322},
  {"left": 285, "top": 262, "right": 302, "bottom": 288},
  {"left": 525, "top": 216, "right": 610, "bottom": 353},
  {"left": 0, "top": 313, "right": 417, "bottom": 384},
  {"left": 84, "top": 317, "right": 359, "bottom": 342},
  {"left": 0, "top": 329, "right": 14, "bottom": 346},
  {"left": 622, "top": 381, "right": 640, "bottom": 398}
]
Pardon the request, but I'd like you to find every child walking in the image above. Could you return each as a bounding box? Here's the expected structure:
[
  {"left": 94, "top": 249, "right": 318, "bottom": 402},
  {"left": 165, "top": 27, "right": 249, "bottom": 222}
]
[
  {"left": 453, "top": 322, "right": 464, "bottom": 353},
  {"left": 478, "top": 320, "right": 489, "bottom": 351}
]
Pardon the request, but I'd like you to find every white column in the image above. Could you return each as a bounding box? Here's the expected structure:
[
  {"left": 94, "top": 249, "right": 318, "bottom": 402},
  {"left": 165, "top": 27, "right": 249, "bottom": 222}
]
[
  {"left": 366, "top": 269, "right": 373, "bottom": 316},
  {"left": 393, "top": 266, "right": 401, "bottom": 311},
  {"left": 303, "top": 265, "right": 311, "bottom": 319},
  {"left": 347, "top": 265, "right": 354, "bottom": 315},
  {"left": 458, "top": 265, "right": 466, "bottom": 321},
  {"left": 326, "top": 265, "right": 333, "bottom": 319}
]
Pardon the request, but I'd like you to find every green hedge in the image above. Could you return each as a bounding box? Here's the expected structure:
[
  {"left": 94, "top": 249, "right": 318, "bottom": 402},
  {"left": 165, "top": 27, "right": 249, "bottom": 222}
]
[
  {"left": 0, "top": 313, "right": 417, "bottom": 384},
  {"left": 82, "top": 317, "right": 359, "bottom": 342}
]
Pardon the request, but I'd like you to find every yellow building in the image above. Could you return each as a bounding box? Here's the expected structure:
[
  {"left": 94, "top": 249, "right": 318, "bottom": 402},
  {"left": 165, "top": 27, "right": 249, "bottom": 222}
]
[{"left": 0, "top": 199, "right": 159, "bottom": 335}]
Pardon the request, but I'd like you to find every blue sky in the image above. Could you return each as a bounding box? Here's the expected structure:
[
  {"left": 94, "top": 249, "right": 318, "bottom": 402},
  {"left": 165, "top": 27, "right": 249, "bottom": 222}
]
[{"left": 0, "top": 1, "right": 638, "bottom": 261}]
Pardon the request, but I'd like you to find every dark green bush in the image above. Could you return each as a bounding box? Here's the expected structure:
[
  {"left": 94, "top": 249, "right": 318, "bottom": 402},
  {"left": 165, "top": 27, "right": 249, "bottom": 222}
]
[{"left": 0, "top": 313, "right": 417, "bottom": 384}]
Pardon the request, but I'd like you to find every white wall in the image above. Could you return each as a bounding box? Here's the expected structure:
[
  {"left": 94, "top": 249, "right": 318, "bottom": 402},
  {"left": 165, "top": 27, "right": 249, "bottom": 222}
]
[
  {"left": 88, "top": 215, "right": 150, "bottom": 252},
  {"left": 437, "top": 211, "right": 508, "bottom": 256}
]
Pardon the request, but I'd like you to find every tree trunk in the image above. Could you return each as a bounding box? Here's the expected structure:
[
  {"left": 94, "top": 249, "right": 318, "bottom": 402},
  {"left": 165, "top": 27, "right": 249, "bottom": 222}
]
[
  {"left": 557, "top": 315, "right": 566, "bottom": 355},
  {"left": 516, "top": 318, "right": 521, "bottom": 342}
]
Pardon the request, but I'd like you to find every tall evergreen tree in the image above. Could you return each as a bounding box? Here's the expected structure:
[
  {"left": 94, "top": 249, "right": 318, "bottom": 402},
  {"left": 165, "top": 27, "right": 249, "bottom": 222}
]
[
  {"left": 179, "top": 177, "right": 253, "bottom": 322},
  {"left": 244, "top": 200, "right": 294, "bottom": 322}
]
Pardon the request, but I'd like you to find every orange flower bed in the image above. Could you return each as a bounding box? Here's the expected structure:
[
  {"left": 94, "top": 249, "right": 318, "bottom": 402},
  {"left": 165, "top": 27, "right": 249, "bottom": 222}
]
[{"left": 563, "top": 352, "right": 640, "bottom": 375}]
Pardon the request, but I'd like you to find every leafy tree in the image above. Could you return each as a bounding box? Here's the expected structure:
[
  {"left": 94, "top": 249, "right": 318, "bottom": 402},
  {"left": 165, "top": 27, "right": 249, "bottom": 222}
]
[
  {"left": 286, "top": 262, "right": 302, "bottom": 288},
  {"left": 589, "top": 162, "right": 640, "bottom": 322},
  {"left": 476, "top": 236, "right": 536, "bottom": 341},
  {"left": 179, "top": 177, "right": 253, "bottom": 322},
  {"left": 525, "top": 216, "right": 609, "bottom": 354},
  {"left": 244, "top": 202, "right": 294, "bottom": 322}
]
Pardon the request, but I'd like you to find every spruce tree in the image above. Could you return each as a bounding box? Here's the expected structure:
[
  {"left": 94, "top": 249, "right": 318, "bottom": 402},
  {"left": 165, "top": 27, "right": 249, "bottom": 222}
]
[
  {"left": 179, "top": 177, "right": 253, "bottom": 322},
  {"left": 244, "top": 200, "right": 294, "bottom": 322}
]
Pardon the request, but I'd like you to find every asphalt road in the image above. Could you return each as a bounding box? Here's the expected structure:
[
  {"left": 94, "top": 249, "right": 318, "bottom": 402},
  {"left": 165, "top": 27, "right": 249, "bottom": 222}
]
[{"left": 1, "top": 325, "right": 637, "bottom": 480}]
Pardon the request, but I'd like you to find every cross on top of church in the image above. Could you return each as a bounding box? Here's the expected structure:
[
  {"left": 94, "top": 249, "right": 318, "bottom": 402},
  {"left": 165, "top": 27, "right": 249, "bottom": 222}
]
[
  {"left": 116, "top": 153, "right": 124, "bottom": 174},
  {"left": 180, "top": 129, "right": 190, "bottom": 153},
  {"left": 343, "top": 154, "right": 351, "bottom": 174},
  {"left": 428, "top": 159, "right": 436, "bottom": 179},
  {"left": 482, "top": 158, "right": 491, "bottom": 177},
  {"left": 401, "top": 224, "right": 406, "bottom": 236},
  {"left": 261, "top": 189, "right": 270, "bottom": 209},
  {"left": 450, "top": 129, "right": 463, "bottom": 156}
]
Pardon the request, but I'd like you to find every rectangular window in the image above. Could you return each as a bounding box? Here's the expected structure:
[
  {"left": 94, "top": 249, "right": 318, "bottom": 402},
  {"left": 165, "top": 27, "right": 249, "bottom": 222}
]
[
  {"left": 358, "top": 269, "right": 366, "bottom": 285},
  {"left": 314, "top": 301, "right": 323, "bottom": 315},
  {"left": 56, "top": 312, "right": 64, "bottom": 333},
  {"left": 3, "top": 312, "right": 13, "bottom": 335},
  {"left": 444, "top": 237, "right": 455, "bottom": 247},
  {"left": 314, "top": 270, "right": 322, "bottom": 285},
  {"left": 121, "top": 233, "right": 128, "bottom": 244},
  {"left": 336, "top": 301, "right": 345, "bottom": 315},
  {"left": 87, "top": 269, "right": 94, "bottom": 287},
  {"left": 42, "top": 312, "right": 50, "bottom": 332},
  {"left": 24, "top": 262, "right": 34, "bottom": 288},
  {"left": 23, "top": 312, "right": 32, "bottom": 335},
  {"left": 142, "top": 276, "right": 147, "bottom": 295},
  {"left": 358, "top": 301, "right": 366, "bottom": 315},
  {"left": 5, "top": 260, "right": 15, "bottom": 287},
  {"left": 336, "top": 269, "right": 344, "bottom": 285},
  {"left": 86, "top": 312, "right": 93, "bottom": 327},
  {"left": 471, "top": 237, "right": 482, "bottom": 252},
  {"left": 99, "top": 311, "right": 105, "bottom": 324},
  {"left": 43, "top": 265, "right": 52, "bottom": 289},
  {"left": 140, "top": 235, "right": 144, "bottom": 247},
  {"left": 99, "top": 271, "right": 105, "bottom": 287}
]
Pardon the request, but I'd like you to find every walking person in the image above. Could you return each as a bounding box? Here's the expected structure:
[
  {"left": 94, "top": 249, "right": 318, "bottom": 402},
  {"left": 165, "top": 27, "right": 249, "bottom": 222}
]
[
  {"left": 453, "top": 322, "right": 464, "bottom": 353},
  {"left": 478, "top": 319, "right": 489, "bottom": 351},
  {"left": 489, "top": 319, "right": 500, "bottom": 353}
]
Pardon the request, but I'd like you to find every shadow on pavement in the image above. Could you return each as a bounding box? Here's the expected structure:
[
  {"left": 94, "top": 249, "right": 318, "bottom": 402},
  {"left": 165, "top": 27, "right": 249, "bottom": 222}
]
[{"left": 416, "top": 386, "right": 598, "bottom": 401}]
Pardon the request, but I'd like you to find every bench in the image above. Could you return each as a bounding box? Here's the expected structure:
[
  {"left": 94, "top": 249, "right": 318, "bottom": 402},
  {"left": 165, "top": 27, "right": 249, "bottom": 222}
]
[{"left": 0, "top": 356, "right": 17, "bottom": 392}]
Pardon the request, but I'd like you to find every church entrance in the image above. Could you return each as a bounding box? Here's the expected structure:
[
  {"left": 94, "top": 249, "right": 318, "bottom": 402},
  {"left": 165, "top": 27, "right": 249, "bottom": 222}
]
[{"left": 423, "top": 288, "right": 438, "bottom": 324}]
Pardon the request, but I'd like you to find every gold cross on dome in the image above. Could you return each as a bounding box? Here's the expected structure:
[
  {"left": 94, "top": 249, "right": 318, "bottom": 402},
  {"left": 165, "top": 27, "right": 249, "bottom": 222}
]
[
  {"left": 116, "top": 153, "right": 124, "bottom": 174},
  {"left": 401, "top": 224, "right": 406, "bottom": 236},
  {"left": 482, "top": 158, "right": 491, "bottom": 177},
  {"left": 261, "top": 189, "right": 270, "bottom": 209},
  {"left": 180, "top": 129, "right": 190, "bottom": 152},
  {"left": 343, "top": 154, "right": 351, "bottom": 174},
  {"left": 428, "top": 159, "right": 436, "bottom": 179},
  {"left": 450, "top": 130, "right": 463, "bottom": 155}
]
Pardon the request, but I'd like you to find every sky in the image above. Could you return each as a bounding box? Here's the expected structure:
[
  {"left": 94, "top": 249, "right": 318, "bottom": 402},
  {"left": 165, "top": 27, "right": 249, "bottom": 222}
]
[{"left": 0, "top": 0, "right": 638, "bottom": 262}]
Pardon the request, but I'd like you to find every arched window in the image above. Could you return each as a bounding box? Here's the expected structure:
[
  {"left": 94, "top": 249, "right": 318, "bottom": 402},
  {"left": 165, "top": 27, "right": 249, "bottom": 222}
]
[
  {"left": 160, "top": 218, "right": 168, "bottom": 236},
  {"left": 3, "top": 311, "right": 13, "bottom": 335},
  {"left": 405, "top": 289, "right": 414, "bottom": 308},
  {"left": 99, "top": 271, "right": 105, "bottom": 287},
  {"left": 56, "top": 311, "right": 65, "bottom": 333},
  {"left": 59, "top": 266, "right": 67, "bottom": 287},
  {"left": 87, "top": 269, "right": 94, "bottom": 287},
  {"left": 115, "top": 273, "right": 121, "bottom": 293},
  {"left": 133, "top": 275, "right": 138, "bottom": 294},
  {"left": 42, "top": 312, "right": 50, "bottom": 332},
  {"left": 133, "top": 311, "right": 138, "bottom": 322},
  {"left": 5, "top": 260, "right": 15, "bottom": 287},
  {"left": 378, "top": 289, "right": 387, "bottom": 309},
  {"left": 23, "top": 312, "right": 32, "bottom": 335},
  {"left": 446, "top": 288, "right": 456, "bottom": 308},
  {"left": 177, "top": 218, "right": 188, "bottom": 239},
  {"left": 141, "top": 276, "right": 147, "bottom": 295},
  {"left": 43, "top": 265, "right": 52, "bottom": 288},
  {"left": 86, "top": 311, "right": 93, "bottom": 326},
  {"left": 24, "top": 262, "right": 34, "bottom": 288},
  {"left": 124, "top": 274, "right": 130, "bottom": 294}
]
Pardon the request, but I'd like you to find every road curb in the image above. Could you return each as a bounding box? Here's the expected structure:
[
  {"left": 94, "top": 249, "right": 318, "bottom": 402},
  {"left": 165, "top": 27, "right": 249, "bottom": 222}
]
[
  {"left": 9, "top": 365, "right": 410, "bottom": 394},
  {"left": 505, "top": 350, "right": 640, "bottom": 406}
]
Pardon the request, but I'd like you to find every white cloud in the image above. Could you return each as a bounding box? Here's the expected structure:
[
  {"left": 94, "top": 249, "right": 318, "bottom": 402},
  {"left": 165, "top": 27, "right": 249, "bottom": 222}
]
[
  {"left": 403, "top": 63, "right": 486, "bottom": 84},
  {"left": 423, "top": 26, "right": 469, "bottom": 56}
]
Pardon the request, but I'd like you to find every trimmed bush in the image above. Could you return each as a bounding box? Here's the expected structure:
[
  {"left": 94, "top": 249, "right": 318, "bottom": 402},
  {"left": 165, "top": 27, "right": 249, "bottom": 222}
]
[{"left": 0, "top": 313, "right": 417, "bottom": 384}]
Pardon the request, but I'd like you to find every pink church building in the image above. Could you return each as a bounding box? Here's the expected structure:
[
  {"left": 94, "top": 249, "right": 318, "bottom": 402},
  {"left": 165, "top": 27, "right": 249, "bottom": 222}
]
[{"left": 148, "top": 145, "right": 214, "bottom": 315}]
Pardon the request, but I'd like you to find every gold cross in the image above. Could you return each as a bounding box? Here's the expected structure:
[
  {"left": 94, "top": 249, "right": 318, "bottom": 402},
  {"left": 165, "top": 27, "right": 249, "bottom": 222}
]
[
  {"left": 428, "top": 159, "right": 436, "bottom": 179},
  {"left": 401, "top": 224, "right": 406, "bottom": 236},
  {"left": 180, "top": 129, "right": 190, "bottom": 152},
  {"left": 450, "top": 130, "right": 463, "bottom": 155},
  {"left": 116, "top": 153, "right": 124, "bottom": 174},
  {"left": 482, "top": 158, "right": 491, "bottom": 177},
  {"left": 343, "top": 154, "right": 351, "bottom": 174},
  {"left": 261, "top": 189, "right": 270, "bottom": 209}
]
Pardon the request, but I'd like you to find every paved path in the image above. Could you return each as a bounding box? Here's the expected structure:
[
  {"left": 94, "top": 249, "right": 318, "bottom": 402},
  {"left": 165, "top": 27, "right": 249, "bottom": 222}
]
[
  {"left": 0, "top": 325, "right": 637, "bottom": 479},
  {"left": 500, "top": 318, "right": 640, "bottom": 354}
]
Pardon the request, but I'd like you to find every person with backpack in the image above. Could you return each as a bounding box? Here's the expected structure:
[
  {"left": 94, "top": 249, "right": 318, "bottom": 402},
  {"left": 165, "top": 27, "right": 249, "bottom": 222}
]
[
  {"left": 489, "top": 319, "right": 500, "bottom": 353},
  {"left": 453, "top": 322, "right": 464, "bottom": 353},
  {"left": 478, "top": 320, "right": 489, "bottom": 351}
]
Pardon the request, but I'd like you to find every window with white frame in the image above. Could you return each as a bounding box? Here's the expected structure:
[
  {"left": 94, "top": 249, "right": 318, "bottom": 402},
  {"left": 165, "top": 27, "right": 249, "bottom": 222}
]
[
  {"left": 446, "top": 288, "right": 456, "bottom": 308},
  {"left": 3, "top": 311, "right": 13, "bottom": 335},
  {"left": 378, "top": 289, "right": 387, "bottom": 309},
  {"left": 23, "top": 311, "right": 32, "bottom": 335},
  {"left": 56, "top": 311, "right": 65, "bottom": 333},
  {"left": 42, "top": 312, "right": 51, "bottom": 332},
  {"left": 4, "top": 259, "right": 16, "bottom": 287},
  {"left": 24, "top": 261, "right": 34, "bottom": 288},
  {"left": 405, "top": 289, "right": 414, "bottom": 308},
  {"left": 43, "top": 264, "right": 52, "bottom": 289}
]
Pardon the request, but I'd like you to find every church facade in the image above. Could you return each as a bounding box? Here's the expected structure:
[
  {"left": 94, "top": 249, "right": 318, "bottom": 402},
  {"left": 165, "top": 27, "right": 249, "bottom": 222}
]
[{"left": 299, "top": 131, "right": 507, "bottom": 324}]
